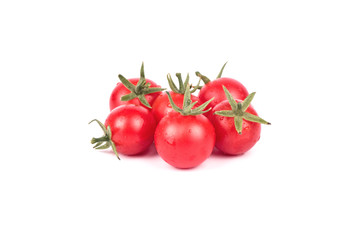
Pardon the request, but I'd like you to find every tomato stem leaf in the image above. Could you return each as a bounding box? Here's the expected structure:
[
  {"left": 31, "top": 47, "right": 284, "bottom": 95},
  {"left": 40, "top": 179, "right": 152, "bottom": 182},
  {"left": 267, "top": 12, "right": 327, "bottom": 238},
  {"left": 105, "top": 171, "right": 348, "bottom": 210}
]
[
  {"left": 243, "top": 112, "right": 271, "bottom": 125},
  {"left": 213, "top": 110, "right": 235, "bottom": 117},
  {"left": 176, "top": 73, "right": 185, "bottom": 94},
  {"left": 166, "top": 85, "right": 213, "bottom": 116},
  {"left": 167, "top": 73, "right": 198, "bottom": 95},
  {"left": 182, "top": 83, "right": 192, "bottom": 109},
  {"left": 192, "top": 97, "right": 213, "bottom": 114},
  {"left": 118, "top": 74, "right": 135, "bottom": 91},
  {"left": 136, "top": 62, "right": 146, "bottom": 92},
  {"left": 216, "top": 61, "right": 228, "bottom": 79},
  {"left": 241, "top": 92, "right": 255, "bottom": 112},
  {"left": 214, "top": 86, "right": 271, "bottom": 134},
  {"left": 121, "top": 92, "right": 137, "bottom": 101},
  {"left": 222, "top": 85, "right": 238, "bottom": 111},
  {"left": 89, "top": 119, "right": 120, "bottom": 160},
  {"left": 166, "top": 91, "right": 183, "bottom": 113},
  {"left": 138, "top": 95, "right": 151, "bottom": 108},
  {"left": 143, "top": 87, "right": 167, "bottom": 95},
  {"left": 167, "top": 74, "right": 179, "bottom": 93},
  {"left": 117, "top": 63, "right": 164, "bottom": 108},
  {"left": 184, "top": 73, "right": 190, "bottom": 90},
  {"left": 234, "top": 115, "right": 243, "bottom": 134}
]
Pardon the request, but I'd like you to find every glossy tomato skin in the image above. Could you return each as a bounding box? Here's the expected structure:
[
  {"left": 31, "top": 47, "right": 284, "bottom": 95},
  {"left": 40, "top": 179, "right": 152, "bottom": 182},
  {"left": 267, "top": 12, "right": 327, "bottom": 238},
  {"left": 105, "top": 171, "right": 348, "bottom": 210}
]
[
  {"left": 151, "top": 91, "right": 200, "bottom": 123},
  {"left": 154, "top": 112, "right": 215, "bottom": 169},
  {"left": 109, "top": 78, "right": 161, "bottom": 111},
  {"left": 209, "top": 99, "right": 261, "bottom": 155},
  {"left": 199, "top": 78, "right": 249, "bottom": 118},
  {"left": 105, "top": 105, "right": 156, "bottom": 155}
]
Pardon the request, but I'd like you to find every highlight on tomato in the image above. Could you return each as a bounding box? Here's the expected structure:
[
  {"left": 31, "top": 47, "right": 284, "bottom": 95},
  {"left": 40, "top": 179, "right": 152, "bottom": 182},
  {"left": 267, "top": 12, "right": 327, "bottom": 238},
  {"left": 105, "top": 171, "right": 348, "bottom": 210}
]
[
  {"left": 209, "top": 86, "right": 270, "bottom": 155},
  {"left": 109, "top": 62, "right": 165, "bottom": 110},
  {"left": 196, "top": 62, "right": 249, "bottom": 118},
  {"left": 152, "top": 72, "right": 201, "bottom": 123},
  {"left": 154, "top": 85, "right": 215, "bottom": 169},
  {"left": 89, "top": 104, "right": 157, "bottom": 158}
]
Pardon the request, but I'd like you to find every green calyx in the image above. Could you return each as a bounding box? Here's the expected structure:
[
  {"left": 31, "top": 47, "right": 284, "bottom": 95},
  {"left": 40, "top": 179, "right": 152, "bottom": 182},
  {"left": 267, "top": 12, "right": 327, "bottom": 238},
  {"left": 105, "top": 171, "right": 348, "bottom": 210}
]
[
  {"left": 166, "top": 83, "right": 213, "bottom": 116},
  {"left": 119, "top": 62, "right": 166, "bottom": 108},
  {"left": 167, "top": 73, "right": 201, "bottom": 94},
  {"left": 214, "top": 86, "right": 271, "bottom": 134},
  {"left": 89, "top": 119, "right": 120, "bottom": 160},
  {"left": 195, "top": 61, "right": 228, "bottom": 85}
]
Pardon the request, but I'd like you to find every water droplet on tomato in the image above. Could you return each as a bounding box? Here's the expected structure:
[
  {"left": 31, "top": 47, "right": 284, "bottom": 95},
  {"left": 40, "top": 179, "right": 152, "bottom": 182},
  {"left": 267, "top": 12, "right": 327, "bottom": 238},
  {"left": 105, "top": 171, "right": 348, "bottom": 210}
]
[{"left": 166, "top": 137, "right": 175, "bottom": 146}]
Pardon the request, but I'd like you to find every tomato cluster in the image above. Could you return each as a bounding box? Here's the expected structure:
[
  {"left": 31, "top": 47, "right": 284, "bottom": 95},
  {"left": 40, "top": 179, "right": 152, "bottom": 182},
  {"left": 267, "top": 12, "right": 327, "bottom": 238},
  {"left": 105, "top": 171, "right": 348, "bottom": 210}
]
[{"left": 90, "top": 63, "right": 270, "bottom": 169}]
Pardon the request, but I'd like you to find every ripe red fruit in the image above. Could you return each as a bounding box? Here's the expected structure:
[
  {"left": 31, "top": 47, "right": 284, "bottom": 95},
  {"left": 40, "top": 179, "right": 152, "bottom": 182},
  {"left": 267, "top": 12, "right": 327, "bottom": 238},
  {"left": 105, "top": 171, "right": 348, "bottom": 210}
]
[
  {"left": 155, "top": 112, "right": 215, "bottom": 168},
  {"left": 90, "top": 105, "right": 157, "bottom": 158},
  {"left": 154, "top": 86, "right": 215, "bottom": 169},
  {"left": 209, "top": 86, "right": 270, "bottom": 155}
]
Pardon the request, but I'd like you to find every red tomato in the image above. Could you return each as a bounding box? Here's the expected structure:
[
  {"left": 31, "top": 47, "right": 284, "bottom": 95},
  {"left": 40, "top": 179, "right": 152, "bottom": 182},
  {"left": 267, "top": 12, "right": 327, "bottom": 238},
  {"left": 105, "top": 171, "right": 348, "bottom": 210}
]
[
  {"left": 209, "top": 99, "right": 261, "bottom": 155},
  {"left": 109, "top": 78, "right": 161, "bottom": 111},
  {"left": 152, "top": 91, "right": 200, "bottom": 123},
  {"left": 154, "top": 112, "right": 215, "bottom": 169},
  {"left": 199, "top": 78, "right": 249, "bottom": 118},
  {"left": 106, "top": 105, "right": 156, "bottom": 155},
  {"left": 90, "top": 105, "right": 157, "bottom": 157}
]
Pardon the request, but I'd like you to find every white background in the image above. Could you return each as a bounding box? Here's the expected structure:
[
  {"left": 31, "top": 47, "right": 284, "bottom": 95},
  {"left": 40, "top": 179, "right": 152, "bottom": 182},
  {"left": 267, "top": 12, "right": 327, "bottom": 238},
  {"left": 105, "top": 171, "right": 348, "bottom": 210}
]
[{"left": 1, "top": 0, "right": 360, "bottom": 239}]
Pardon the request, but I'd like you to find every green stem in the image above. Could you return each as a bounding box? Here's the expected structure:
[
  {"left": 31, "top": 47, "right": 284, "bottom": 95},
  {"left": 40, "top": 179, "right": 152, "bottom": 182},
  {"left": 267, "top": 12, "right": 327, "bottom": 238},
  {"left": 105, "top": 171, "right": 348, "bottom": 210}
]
[{"left": 195, "top": 71, "right": 210, "bottom": 84}]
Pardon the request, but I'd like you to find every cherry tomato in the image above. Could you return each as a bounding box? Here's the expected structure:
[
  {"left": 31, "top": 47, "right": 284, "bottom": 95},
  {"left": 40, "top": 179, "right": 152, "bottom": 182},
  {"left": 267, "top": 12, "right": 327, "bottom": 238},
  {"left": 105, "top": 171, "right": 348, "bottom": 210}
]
[
  {"left": 90, "top": 105, "right": 157, "bottom": 157},
  {"left": 154, "top": 85, "right": 215, "bottom": 169},
  {"left": 209, "top": 87, "right": 270, "bottom": 155},
  {"left": 210, "top": 100, "right": 261, "bottom": 155},
  {"left": 154, "top": 112, "right": 215, "bottom": 169}
]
